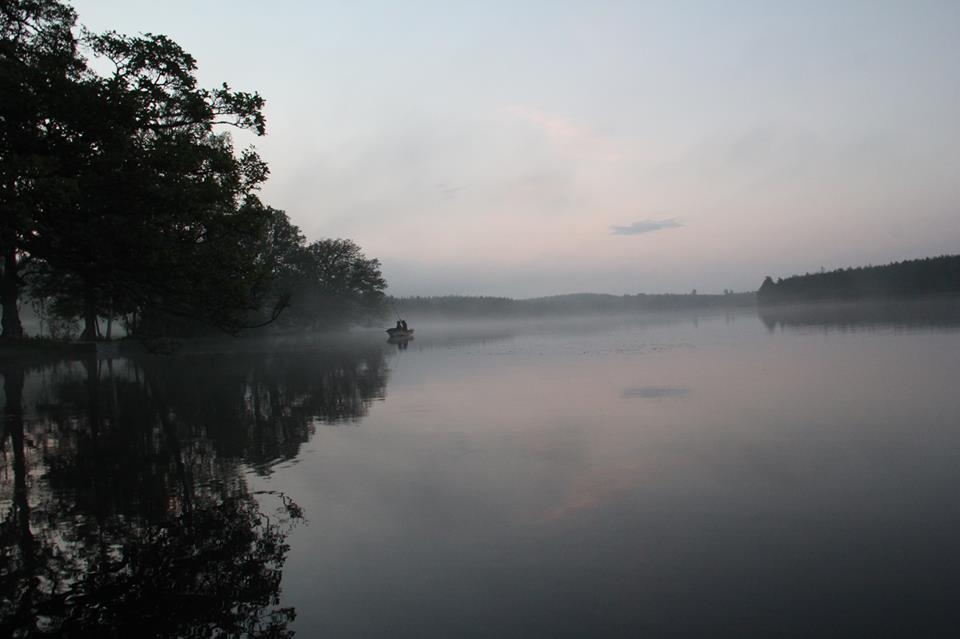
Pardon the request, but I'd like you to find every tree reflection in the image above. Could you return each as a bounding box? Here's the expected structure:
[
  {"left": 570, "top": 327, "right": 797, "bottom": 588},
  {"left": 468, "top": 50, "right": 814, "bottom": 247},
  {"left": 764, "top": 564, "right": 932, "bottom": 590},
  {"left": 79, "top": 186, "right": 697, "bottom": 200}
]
[
  {"left": 145, "top": 344, "right": 388, "bottom": 469},
  {"left": 1, "top": 344, "right": 388, "bottom": 636},
  {"left": 757, "top": 298, "right": 960, "bottom": 333}
]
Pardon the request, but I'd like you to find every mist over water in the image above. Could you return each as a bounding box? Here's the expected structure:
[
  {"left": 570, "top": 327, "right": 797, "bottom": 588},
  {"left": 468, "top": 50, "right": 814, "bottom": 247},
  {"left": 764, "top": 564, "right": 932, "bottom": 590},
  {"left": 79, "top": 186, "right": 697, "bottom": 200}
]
[{"left": 4, "top": 303, "right": 960, "bottom": 636}]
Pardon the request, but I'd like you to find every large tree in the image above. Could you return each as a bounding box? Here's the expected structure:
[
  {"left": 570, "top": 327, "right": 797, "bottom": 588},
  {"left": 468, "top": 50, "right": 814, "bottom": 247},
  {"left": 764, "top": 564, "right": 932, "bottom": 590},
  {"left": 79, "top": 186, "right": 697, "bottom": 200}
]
[
  {"left": 4, "top": 2, "right": 388, "bottom": 340},
  {"left": 0, "top": 0, "right": 83, "bottom": 337},
  {"left": 3, "top": 2, "right": 281, "bottom": 339},
  {"left": 42, "top": 30, "right": 274, "bottom": 339}
]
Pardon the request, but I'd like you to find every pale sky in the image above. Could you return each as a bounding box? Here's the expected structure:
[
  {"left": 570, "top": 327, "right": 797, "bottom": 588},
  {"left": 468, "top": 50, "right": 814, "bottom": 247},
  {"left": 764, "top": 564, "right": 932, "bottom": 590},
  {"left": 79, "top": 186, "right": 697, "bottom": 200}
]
[{"left": 73, "top": 0, "right": 960, "bottom": 297}]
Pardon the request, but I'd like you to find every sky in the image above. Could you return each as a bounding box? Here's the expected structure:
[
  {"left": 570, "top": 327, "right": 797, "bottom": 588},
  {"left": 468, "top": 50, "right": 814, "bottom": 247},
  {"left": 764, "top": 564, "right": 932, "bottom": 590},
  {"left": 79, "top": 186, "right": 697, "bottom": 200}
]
[{"left": 72, "top": 0, "right": 960, "bottom": 297}]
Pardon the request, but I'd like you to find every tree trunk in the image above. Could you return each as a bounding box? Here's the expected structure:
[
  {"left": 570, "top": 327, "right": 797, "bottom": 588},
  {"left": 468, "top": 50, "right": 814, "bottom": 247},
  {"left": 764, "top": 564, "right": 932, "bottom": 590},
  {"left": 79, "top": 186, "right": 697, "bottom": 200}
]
[
  {"left": 4, "top": 364, "right": 37, "bottom": 633},
  {"left": 3, "top": 365, "right": 34, "bottom": 564},
  {"left": 149, "top": 373, "right": 193, "bottom": 517},
  {"left": 105, "top": 298, "right": 114, "bottom": 340},
  {"left": 80, "top": 285, "right": 98, "bottom": 341},
  {"left": 1, "top": 244, "right": 24, "bottom": 338}
]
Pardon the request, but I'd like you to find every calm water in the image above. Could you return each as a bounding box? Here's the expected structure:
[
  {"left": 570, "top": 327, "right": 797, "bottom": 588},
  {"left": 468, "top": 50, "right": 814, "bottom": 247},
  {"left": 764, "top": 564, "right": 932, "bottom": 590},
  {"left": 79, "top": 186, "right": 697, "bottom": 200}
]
[{"left": 3, "top": 304, "right": 960, "bottom": 637}]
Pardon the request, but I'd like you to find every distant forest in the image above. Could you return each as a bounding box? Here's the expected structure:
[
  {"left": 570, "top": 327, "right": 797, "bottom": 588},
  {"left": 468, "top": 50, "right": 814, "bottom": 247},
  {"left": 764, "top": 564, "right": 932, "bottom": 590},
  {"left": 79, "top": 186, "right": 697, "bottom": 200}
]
[
  {"left": 392, "top": 292, "right": 755, "bottom": 319},
  {"left": 758, "top": 255, "right": 960, "bottom": 304}
]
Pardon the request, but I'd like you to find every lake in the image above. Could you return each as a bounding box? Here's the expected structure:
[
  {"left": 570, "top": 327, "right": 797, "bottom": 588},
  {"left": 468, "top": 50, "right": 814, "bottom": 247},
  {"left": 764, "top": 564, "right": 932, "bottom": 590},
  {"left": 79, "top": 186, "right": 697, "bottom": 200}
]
[{"left": 3, "top": 303, "right": 960, "bottom": 637}]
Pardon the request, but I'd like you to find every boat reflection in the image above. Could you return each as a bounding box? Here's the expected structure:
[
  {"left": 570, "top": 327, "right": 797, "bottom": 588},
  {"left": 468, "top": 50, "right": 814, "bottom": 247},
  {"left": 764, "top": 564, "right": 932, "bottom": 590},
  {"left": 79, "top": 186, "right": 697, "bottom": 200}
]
[{"left": 388, "top": 334, "right": 414, "bottom": 350}]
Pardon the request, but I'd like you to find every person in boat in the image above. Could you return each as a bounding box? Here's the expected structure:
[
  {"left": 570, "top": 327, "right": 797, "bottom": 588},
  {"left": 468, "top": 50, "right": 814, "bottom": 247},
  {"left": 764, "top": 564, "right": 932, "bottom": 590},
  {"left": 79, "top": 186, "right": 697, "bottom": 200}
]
[
  {"left": 401, "top": 320, "right": 408, "bottom": 331},
  {"left": 395, "top": 320, "right": 403, "bottom": 331}
]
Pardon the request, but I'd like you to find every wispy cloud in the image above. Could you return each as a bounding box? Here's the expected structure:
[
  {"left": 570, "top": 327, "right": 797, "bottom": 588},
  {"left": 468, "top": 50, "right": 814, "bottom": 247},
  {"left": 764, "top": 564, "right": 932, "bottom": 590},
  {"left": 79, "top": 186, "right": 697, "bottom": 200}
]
[
  {"left": 611, "top": 218, "right": 683, "bottom": 236},
  {"left": 622, "top": 386, "right": 689, "bottom": 399},
  {"left": 435, "top": 182, "right": 465, "bottom": 200},
  {"left": 505, "top": 106, "right": 621, "bottom": 161}
]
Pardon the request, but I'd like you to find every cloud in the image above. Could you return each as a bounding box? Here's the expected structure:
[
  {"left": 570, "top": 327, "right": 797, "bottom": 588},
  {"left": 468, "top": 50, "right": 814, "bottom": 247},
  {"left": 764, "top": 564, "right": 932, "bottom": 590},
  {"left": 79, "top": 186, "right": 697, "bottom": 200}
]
[
  {"left": 504, "top": 106, "right": 622, "bottom": 161},
  {"left": 435, "top": 183, "right": 465, "bottom": 200},
  {"left": 622, "top": 386, "right": 689, "bottom": 399},
  {"left": 610, "top": 218, "right": 683, "bottom": 236}
]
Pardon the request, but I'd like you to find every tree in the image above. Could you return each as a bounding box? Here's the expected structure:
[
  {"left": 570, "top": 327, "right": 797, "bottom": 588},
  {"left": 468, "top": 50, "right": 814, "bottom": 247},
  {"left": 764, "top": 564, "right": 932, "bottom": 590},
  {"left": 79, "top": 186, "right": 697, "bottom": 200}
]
[
  {"left": 40, "top": 30, "right": 273, "bottom": 339},
  {"left": 239, "top": 208, "right": 388, "bottom": 332},
  {"left": 278, "top": 238, "right": 387, "bottom": 330},
  {"left": 0, "top": 0, "right": 83, "bottom": 337},
  {"left": 10, "top": 23, "right": 278, "bottom": 339},
  {"left": 4, "top": 3, "right": 389, "bottom": 340},
  {"left": 3, "top": 5, "right": 279, "bottom": 339}
]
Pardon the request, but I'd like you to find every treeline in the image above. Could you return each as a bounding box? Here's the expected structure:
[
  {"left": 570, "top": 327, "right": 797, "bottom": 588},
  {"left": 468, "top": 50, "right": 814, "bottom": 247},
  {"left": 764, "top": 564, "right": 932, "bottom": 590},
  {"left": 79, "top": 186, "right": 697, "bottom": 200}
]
[
  {"left": 758, "top": 255, "right": 960, "bottom": 305},
  {"left": 1, "top": 1, "right": 385, "bottom": 341},
  {"left": 393, "top": 291, "right": 755, "bottom": 319}
]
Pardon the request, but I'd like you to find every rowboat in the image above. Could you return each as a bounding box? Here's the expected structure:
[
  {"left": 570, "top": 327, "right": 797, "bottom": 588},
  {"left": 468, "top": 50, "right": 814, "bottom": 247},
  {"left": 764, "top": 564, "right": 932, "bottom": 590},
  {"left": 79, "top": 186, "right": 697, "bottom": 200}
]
[{"left": 386, "top": 328, "right": 415, "bottom": 338}]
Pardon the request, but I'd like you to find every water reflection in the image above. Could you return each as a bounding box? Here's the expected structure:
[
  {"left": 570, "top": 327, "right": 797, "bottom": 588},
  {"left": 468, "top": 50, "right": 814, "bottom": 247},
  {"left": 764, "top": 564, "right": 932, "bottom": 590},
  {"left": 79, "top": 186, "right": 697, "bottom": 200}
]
[
  {"left": 388, "top": 335, "right": 413, "bottom": 351},
  {"left": 7, "top": 308, "right": 960, "bottom": 637},
  {"left": 758, "top": 297, "right": 960, "bottom": 332},
  {"left": 0, "top": 343, "right": 388, "bottom": 636},
  {"left": 273, "top": 313, "right": 960, "bottom": 637}
]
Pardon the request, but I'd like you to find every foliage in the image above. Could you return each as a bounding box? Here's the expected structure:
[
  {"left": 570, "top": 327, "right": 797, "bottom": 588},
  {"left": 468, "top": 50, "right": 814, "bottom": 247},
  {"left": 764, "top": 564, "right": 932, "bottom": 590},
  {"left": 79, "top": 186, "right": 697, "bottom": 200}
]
[
  {"left": 0, "top": 0, "right": 83, "bottom": 337},
  {"left": 237, "top": 205, "right": 387, "bottom": 331},
  {"left": 34, "top": 28, "right": 274, "bottom": 338},
  {"left": 275, "top": 238, "right": 387, "bottom": 330},
  {"left": 2, "top": 0, "right": 387, "bottom": 339}
]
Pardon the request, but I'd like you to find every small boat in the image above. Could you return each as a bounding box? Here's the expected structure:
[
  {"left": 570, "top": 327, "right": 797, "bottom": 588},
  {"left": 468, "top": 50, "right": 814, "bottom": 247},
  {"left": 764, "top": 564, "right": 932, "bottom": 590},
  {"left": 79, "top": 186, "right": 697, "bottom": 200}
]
[{"left": 386, "top": 327, "right": 415, "bottom": 338}]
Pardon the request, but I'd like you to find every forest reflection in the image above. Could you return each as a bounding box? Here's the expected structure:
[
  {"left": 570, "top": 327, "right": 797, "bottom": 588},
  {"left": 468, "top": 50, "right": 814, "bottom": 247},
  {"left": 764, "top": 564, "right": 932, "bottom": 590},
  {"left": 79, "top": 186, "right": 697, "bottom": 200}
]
[
  {"left": 758, "top": 297, "right": 960, "bottom": 332},
  {"left": 0, "top": 343, "right": 389, "bottom": 637}
]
